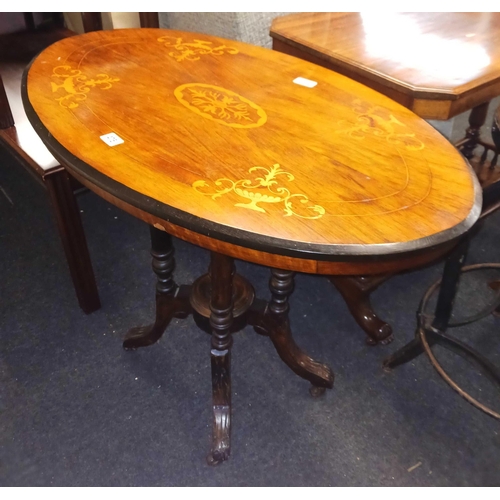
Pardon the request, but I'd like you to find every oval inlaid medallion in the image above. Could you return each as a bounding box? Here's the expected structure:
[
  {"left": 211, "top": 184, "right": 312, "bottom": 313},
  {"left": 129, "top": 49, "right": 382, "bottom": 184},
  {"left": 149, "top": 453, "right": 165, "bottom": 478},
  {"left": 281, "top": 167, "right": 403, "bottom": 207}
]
[{"left": 174, "top": 83, "right": 267, "bottom": 128}]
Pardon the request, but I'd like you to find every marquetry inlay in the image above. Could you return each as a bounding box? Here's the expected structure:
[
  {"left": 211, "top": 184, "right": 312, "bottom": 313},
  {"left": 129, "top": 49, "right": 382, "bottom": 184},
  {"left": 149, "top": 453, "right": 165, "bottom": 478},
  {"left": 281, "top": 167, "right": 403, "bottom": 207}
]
[
  {"left": 51, "top": 65, "right": 119, "bottom": 109},
  {"left": 338, "top": 100, "right": 425, "bottom": 151},
  {"left": 25, "top": 29, "right": 478, "bottom": 258},
  {"left": 193, "top": 163, "right": 325, "bottom": 219},
  {"left": 157, "top": 35, "right": 239, "bottom": 61}
]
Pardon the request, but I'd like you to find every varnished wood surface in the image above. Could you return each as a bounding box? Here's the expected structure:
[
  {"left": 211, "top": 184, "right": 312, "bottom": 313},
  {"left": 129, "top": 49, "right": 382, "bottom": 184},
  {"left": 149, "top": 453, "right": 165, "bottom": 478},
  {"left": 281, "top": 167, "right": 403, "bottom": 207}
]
[
  {"left": 24, "top": 29, "right": 479, "bottom": 265},
  {"left": 65, "top": 165, "right": 457, "bottom": 275},
  {"left": 271, "top": 13, "right": 500, "bottom": 120}
]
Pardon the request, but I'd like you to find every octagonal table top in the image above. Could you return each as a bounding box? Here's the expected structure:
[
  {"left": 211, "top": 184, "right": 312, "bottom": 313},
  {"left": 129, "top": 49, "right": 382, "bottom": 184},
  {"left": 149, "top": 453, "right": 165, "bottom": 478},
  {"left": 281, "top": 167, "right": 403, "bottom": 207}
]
[{"left": 271, "top": 12, "right": 500, "bottom": 119}]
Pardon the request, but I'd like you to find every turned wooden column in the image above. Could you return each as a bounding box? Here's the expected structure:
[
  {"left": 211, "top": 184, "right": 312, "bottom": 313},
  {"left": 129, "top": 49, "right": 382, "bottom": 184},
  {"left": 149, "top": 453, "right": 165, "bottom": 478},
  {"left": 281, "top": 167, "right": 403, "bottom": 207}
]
[
  {"left": 461, "top": 102, "right": 490, "bottom": 159},
  {"left": 268, "top": 268, "right": 294, "bottom": 315},
  {"left": 150, "top": 225, "right": 176, "bottom": 296}
]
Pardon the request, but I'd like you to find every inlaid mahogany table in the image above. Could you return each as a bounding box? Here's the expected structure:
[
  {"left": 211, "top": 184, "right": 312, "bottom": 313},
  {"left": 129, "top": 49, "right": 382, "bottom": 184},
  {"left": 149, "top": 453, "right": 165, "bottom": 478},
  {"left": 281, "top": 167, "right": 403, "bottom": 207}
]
[{"left": 22, "top": 28, "right": 481, "bottom": 464}]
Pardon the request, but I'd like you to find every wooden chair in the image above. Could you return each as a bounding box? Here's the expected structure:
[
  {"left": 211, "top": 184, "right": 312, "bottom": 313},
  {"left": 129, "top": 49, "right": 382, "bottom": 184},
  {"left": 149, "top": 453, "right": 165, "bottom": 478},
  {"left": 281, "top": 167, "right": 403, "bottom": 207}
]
[{"left": 0, "top": 12, "right": 159, "bottom": 314}]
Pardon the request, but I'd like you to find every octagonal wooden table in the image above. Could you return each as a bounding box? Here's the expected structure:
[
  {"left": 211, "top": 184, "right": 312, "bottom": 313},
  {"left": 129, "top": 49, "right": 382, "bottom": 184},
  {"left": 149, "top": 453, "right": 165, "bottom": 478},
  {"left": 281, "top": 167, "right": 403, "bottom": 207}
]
[{"left": 23, "top": 28, "right": 481, "bottom": 464}]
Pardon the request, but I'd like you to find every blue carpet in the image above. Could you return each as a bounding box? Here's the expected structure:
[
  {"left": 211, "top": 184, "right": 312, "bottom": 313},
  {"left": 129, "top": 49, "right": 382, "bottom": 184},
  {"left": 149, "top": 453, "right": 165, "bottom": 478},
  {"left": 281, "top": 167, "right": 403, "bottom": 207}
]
[{"left": 0, "top": 147, "right": 499, "bottom": 486}]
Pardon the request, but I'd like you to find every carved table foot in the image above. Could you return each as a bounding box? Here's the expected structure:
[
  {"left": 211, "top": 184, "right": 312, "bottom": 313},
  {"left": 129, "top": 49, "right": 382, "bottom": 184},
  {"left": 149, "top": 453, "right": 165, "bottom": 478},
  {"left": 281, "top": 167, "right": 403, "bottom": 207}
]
[
  {"left": 329, "top": 275, "right": 393, "bottom": 346},
  {"left": 257, "top": 312, "right": 334, "bottom": 390},
  {"left": 123, "top": 287, "right": 191, "bottom": 350},
  {"left": 207, "top": 352, "right": 231, "bottom": 466},
  {"left": 250, "top": 269, "right": 334, "bottom": 393}
]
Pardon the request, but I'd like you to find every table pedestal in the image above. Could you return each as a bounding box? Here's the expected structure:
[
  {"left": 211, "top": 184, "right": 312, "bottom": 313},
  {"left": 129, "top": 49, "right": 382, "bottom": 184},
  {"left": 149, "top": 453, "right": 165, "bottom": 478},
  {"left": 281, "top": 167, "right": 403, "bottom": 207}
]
[{"left": 123, "top": 226, "right": 334, "bottom": 465}]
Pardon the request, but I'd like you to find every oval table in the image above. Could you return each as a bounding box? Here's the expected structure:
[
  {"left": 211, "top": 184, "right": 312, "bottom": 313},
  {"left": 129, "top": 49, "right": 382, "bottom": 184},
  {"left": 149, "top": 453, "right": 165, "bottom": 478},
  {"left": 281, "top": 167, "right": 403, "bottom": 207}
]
[{"left": 22, "top": 28, "right": 481, "bottom": 465}]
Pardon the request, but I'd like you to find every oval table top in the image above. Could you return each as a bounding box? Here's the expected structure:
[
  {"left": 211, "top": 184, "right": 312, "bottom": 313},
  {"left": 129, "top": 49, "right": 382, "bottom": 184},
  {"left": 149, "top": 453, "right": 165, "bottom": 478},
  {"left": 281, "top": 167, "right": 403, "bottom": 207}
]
[{"left": 23, "top": 28, "right": 480, "bottom": 264}]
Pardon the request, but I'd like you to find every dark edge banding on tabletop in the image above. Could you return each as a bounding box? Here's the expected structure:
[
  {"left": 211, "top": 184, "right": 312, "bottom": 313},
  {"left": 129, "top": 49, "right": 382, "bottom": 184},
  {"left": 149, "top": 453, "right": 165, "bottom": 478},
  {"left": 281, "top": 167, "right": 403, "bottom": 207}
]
[{"left": 21, "top": 57, "right": 482, "bottom": 263}]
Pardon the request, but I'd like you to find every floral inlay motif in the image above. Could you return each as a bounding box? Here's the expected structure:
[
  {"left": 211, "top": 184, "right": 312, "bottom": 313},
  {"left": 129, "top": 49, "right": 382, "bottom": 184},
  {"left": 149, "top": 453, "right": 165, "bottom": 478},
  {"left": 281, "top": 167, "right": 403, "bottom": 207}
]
[
  {"left": 193, "top": 163, "right": 325, "bottom": 219},
  {"left": 175, "top": 83, "right": 267, "bottom": 128},
  {"left": 50, "top": 66, "right": 119, "bottom": 109},
  {"left": 337, "top": 99, "right": 425, "bottom": 151},
  {"left": 157, "top": 35, "right": 238, "bottom": 61}
]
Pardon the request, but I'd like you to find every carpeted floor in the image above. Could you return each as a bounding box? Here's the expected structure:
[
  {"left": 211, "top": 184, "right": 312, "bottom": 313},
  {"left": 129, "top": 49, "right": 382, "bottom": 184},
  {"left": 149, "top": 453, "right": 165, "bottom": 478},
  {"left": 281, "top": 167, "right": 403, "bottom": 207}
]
[{"left": 1, "top": 112, "right": 500, "bottom": 485}]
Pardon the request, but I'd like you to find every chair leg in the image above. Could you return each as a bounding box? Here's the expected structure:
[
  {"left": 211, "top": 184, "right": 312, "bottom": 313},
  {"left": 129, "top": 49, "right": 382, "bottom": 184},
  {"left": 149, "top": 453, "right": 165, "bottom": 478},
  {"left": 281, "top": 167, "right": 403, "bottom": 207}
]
[{"left": 45, "top": 169, "right": 100, "bottom": 314}]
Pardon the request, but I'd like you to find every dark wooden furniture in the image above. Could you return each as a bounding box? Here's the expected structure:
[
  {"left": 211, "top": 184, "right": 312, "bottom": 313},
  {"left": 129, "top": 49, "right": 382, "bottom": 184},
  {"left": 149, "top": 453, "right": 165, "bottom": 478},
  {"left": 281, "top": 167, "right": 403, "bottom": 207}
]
[
  {"left": 270, "top": 12, "right": 500, "bottom": 342},
  {"left": 23, "top": 29, "right": 480, "bottom": 464},
  {"left": 0, "top": 12, "right": 159, "bottom": 314}
]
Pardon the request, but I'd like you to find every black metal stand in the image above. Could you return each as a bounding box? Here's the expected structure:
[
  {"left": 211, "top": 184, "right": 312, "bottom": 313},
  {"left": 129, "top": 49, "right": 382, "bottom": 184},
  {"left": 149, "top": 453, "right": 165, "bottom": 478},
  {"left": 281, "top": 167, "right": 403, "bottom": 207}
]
[{"left": 383, "top": 238, "right": 500, "bottom": 419}]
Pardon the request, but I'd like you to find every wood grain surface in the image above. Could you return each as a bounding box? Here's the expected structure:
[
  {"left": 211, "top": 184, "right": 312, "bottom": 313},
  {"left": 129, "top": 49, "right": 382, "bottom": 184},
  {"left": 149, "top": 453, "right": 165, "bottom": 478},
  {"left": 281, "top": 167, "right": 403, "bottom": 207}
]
[
  {"left": 271, "top": 13, "right": 500, "bottom": 120},
  {"left": 23, "top": 29, "right": 480, "bottom": 266}
]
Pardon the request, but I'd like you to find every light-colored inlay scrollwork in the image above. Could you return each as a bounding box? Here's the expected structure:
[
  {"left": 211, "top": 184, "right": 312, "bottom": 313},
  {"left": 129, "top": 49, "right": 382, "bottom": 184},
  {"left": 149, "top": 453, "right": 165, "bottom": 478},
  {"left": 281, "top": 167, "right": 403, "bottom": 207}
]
[
  {"left": 338, "top": 99, "right": 425, "bottom": 151},
  {"left": 157, "top": 35, "right": 238, "bottom": 61},
  {"left": 193, "top": 163, "right": 325, "bottom": 219},
  {"left": 51, "top": 65, "right": 119, "bottom": 109}
]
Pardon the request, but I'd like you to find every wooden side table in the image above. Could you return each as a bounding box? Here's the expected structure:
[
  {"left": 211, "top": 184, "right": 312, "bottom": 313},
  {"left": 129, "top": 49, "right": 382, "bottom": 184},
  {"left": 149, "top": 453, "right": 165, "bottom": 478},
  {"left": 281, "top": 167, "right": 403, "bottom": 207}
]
[{"left": 23, "top": 28, "right": 480, "bottom": 464}]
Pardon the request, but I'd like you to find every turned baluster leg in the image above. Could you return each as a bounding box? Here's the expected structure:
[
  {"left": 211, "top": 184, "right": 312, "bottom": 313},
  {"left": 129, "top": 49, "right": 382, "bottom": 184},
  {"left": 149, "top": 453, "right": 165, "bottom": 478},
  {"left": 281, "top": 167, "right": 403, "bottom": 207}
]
[
  {"left": 207, "top": 252, "right": 234, "bottom": 466},
  {"left": 150, "top": 226, "right": 176, "bottom": 296},
  {"left": 256, "top": 269, "right": 334, "bottom": 396},
  {"left": 124, "top": 226, "right": 190, "bottom": 349},
  {"left": 460, "top": 102, "right": 490, "bottom": 160},
  {"left": 269, "top": 269, "right": 294, "bottom": 316}
]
